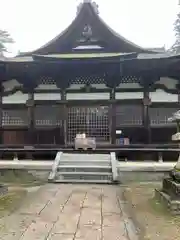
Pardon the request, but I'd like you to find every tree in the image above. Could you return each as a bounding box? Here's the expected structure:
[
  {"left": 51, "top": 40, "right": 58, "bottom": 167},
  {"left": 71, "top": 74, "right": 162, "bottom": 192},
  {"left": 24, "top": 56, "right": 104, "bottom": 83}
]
[
  {"left": 0, "top": 29, "right": 14, "bottom": 54},
  {"left": 171, "top": 12, "right": 180, "bottom": 53}
]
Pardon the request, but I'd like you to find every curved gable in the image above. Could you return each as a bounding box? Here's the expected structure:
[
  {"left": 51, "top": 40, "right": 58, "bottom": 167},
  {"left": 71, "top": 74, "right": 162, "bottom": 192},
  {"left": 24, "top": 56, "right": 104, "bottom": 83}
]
[{"left": 21, "top": 1, "right": 153, "bottom": 56}]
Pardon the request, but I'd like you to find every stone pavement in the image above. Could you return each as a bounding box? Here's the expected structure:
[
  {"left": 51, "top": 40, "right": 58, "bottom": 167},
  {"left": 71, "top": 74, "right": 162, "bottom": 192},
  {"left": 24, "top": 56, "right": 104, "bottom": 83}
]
[{"left": 0, "top": 184, "right": 137, "bottom": 240}]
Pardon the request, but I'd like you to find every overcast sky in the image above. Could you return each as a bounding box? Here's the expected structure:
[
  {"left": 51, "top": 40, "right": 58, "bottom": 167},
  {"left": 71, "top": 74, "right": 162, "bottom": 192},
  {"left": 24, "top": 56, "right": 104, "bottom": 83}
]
[{"left": 0, "top": 0, "right": 179, "bottom": 56}]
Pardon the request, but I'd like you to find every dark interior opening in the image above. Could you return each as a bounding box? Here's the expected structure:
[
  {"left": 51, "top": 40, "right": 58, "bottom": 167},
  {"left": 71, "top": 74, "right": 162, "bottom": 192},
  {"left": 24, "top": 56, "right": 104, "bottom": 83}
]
[
  {"left": 3, "top": 130, "right": 28, "bottom": 145},
  {"left": 35, "top": 128, "right": 65, "bottom": 145},
  {"left": 151, "top": 127, "right": 176, "bottom": 144},
  {"left": 116, "top": 127, "right": 146, "bottom": 144}
]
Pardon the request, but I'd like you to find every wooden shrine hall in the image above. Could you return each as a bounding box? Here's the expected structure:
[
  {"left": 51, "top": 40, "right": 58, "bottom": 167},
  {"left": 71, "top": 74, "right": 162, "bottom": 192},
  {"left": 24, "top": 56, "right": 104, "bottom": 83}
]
[{"left": 0, "top": 0, "right": 180, "bottom": 150}]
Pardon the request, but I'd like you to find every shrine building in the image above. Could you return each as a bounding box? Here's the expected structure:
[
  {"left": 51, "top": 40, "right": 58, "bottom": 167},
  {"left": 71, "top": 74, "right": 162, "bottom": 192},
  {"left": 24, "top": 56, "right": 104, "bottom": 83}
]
[{"left": 0, "top": 0, "right": 180, "bottom": 149}]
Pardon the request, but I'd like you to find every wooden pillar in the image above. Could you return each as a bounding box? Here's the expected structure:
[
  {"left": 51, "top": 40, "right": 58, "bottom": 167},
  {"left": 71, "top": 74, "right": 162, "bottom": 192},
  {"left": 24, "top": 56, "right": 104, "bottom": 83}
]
[
  {"left": 56, "top": 73, "right": 70, "bottom": 147},
  {"left": 110, "top": 87, "right": 116, "bottom": 145},
  {"left": 19, "top": 64, "right": 39, "bottom": 157},
  {"left": 143, "top": 84, "right": 151, "bottom": 144},
  {"left": 106, "top": 68, "right": 119, "bottom": 145},
  {"left": 177, "top": 83, "right": 180, "bottom": 104},
  {"left": 61, "top": 89, "right": 67, "bottom": 146},
  {"left": 0, "top": 84, "right": 3, "bottom": 145},
  {"left": 27, "top": 90, "right": 34, "bottom": 146},
  {"left": 0, "top": 63, "right": 6, "bottom": 145}
]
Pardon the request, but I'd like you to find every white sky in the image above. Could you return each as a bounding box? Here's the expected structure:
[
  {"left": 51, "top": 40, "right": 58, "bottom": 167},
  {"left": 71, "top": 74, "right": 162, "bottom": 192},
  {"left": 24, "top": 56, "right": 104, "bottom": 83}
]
[{"left": 0, "top": 0, "right": 179, "bottom": 56}]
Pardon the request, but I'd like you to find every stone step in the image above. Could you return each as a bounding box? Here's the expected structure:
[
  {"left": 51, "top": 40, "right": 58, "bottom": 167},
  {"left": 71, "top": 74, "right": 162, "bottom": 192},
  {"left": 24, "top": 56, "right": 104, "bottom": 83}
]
[
  {"left": 59, "top": 160, "right": 111, "bottom": 166},
  {"left": 57, "top": 172, "right": 112, "bottom": 176},
  {"left": 56, "top": 173, "right": 112, "bottom": 181},
  {"left": 61, "top": 153, "right": 110, "bottom": 161},
  {"left": 48, "top": 152, "right": 117, "bottom": 184},
  {"left": 162, "top": 178, "right": 180, "bottom": 197},
  {"left": 57, "top": 166, "right": 111, "bottom": 173},
  {"left": 62, "top": 153, "right": 110, "bottom": 157},
  {"left": 155, "top": 188, "right": 180, "bottom": 215},
  {"left": 53, "top": 179, "right": 112, "bottom": 184}
]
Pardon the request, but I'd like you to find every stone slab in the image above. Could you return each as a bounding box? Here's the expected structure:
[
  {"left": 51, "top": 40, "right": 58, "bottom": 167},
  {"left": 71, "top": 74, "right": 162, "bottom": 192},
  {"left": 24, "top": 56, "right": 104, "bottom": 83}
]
[
  {"left": 155, "top": 188, "right": 180, "bottom": 215},
  {"left": 48, "top": 233, "right": 74, "bottom": 240},
  {"left": 20, "top": 220, "right": 53, "bottom": 240},
  {"left": 0, "top": 184, "right": 135, "bottom": 240},
  {"left": 75, "top": 225, "right": 101, "bottom": 239},
  {"left": 103, "top": 226, "right": 128, "bottom": 240},
  {"left": 102, "top": 213, "right": 123, "bottom": 227},
  {"left": 162, "top": 178, "right": 180, "bottom": 198}
]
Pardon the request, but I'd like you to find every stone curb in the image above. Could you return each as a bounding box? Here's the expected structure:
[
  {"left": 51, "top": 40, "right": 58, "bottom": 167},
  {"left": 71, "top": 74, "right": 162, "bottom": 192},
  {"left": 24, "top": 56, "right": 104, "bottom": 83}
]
[{"left": 119, "top": 187, "right": 146, "bottom": 240}]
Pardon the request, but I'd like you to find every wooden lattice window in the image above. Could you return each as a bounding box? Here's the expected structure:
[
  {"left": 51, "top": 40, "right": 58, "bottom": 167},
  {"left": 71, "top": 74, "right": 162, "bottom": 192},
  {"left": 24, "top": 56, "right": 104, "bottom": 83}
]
[
  {"left": 149, "top": 107, "right": 178, "bottom": 126},
  {"left": 116, "top": 105, "right": 143, "bottom": 127},
  {"left": 34, "top": 105, "right": 62, "bottom": 127},
  {"left": 2, "top": 109, "right": 28, "bottom": 126},
  {"left": 67, "top": 106, "right": 110, "bottom": 144},
  {"left": 70, "top": 75, "right": 106, "bottom": 85},
  {"left": 38, "top": 76, "right": 56, "bottom": 85},
  {"left": 120, "top": 76, "right": 141, "bottom": 84},
  {"left": 36, "top": 76, "right": 57, "bottom": 90}
]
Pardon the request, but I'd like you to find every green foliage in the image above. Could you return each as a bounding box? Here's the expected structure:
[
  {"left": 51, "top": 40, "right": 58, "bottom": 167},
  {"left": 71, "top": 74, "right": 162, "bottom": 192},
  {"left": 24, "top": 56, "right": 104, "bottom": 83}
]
[
  {"left": 0, "top": 190, "right": 27, "bottom": 218},
  {"left": 0, "top": 170, "right": 45, "bottom": 186},
  {"left": 0, "top": 29, "right": 14, "bottom": 53}
]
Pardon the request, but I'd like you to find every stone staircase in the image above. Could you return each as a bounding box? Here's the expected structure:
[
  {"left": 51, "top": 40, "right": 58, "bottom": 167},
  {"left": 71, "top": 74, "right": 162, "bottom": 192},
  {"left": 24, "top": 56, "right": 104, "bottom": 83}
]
[{"left": 48, "top": 152, "right": 118, "bottom": 184}]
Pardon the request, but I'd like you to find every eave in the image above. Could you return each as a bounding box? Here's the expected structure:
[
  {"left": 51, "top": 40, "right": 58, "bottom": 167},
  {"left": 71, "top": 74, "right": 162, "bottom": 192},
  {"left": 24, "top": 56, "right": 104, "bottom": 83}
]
[
  {"left": 1, "top": 52, "right": 179, "bottom": 63},
  {"left": 1, "top": 53, "right": 180, "bottom": 81}
]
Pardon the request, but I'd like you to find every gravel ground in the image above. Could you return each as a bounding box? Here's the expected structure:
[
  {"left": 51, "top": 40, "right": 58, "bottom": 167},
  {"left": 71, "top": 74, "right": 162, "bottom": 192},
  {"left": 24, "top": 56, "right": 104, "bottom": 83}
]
[{"left": 123, "top": 182, "right": 180, "bottom": 240}]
